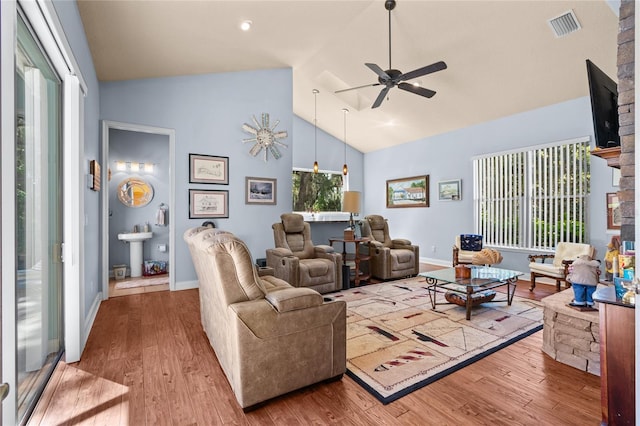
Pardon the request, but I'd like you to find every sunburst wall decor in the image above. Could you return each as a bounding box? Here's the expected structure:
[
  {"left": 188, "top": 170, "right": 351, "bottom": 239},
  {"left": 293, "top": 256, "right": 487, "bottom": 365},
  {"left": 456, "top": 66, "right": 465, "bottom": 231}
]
[{"left": 241, "top": 113, "right": 288, "bottom": 162}]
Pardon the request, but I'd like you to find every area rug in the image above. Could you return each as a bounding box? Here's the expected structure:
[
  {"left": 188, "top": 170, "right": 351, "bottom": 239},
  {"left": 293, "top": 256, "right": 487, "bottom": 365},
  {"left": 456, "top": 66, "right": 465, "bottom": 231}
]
[
  {"left": 323, "top": 276, "right": 544, "bottom": 404},
  {"left": 114, "top": 275, "right": 169, "bottom": 289}
]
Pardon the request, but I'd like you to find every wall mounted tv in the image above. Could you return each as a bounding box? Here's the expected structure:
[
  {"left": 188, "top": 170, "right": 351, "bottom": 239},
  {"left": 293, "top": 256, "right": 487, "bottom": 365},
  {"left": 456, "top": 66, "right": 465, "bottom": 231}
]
[{"left": 586, "top": 59, "right": 619, "bottom": 148}]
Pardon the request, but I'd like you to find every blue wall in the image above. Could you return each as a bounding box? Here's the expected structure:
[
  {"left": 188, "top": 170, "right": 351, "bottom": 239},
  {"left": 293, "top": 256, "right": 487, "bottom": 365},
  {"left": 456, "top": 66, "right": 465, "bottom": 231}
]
[{"left": 363, "top": 96, "right": 619, "bottom": 272}]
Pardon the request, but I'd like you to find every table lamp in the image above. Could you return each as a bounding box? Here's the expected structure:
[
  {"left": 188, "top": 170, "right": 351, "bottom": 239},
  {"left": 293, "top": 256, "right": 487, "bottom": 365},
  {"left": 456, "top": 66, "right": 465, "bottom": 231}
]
[{"left": 343, "top": 191, "right": 361, "bottom": 231}]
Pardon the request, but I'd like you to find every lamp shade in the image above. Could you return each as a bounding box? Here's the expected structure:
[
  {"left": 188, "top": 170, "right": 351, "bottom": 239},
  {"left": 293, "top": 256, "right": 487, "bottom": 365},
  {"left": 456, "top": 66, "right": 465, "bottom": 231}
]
[{"left": 343, "top": 191, "right": 360, "bottom": 214}]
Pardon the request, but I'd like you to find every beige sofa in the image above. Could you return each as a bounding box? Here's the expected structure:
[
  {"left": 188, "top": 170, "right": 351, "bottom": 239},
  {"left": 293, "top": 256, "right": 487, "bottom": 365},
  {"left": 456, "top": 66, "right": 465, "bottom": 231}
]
[{"left": 184, "top": 227, "right": 346, "bottom": 409}]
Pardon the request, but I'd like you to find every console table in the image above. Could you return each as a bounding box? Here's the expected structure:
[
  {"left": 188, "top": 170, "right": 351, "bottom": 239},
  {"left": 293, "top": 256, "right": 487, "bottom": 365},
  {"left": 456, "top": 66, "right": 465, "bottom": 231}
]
[{"left": 329, "top": 236, "right": 371, "bottom": 288}]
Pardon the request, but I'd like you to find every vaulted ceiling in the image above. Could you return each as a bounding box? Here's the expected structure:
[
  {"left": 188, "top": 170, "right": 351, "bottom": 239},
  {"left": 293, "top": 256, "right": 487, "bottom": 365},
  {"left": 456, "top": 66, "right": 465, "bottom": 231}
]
[{"left": 77, "top": 0, "right": 619, "bottom": 153}]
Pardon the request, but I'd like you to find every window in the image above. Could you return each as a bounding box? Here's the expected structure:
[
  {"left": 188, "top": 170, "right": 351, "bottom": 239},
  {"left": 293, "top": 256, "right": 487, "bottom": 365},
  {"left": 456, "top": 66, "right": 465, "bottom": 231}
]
[
  {"left": 474, "top": 137, "right": 590, "bottom": 250},
  {"left": 292, "top": 169, "right": 344, "bottom": 212}
]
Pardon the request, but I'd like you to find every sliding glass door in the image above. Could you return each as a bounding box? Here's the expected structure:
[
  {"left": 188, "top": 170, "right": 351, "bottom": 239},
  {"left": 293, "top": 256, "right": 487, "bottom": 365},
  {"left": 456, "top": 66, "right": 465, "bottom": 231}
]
[{"left": 14, "top": 10, "right": 64, "bottom": 423}]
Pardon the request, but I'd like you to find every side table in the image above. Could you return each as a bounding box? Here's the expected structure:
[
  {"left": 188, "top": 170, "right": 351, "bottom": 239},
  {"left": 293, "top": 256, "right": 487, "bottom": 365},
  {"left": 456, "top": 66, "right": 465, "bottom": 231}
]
[{"left": 329, "top": 236, "right": 371, "bottom": 288}]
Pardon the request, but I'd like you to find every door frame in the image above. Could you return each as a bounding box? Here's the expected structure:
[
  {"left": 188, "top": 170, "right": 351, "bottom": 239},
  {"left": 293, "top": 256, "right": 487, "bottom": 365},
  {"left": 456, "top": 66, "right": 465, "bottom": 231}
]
[{"left": 101, "top": 120, "right": 176, "bottom": 298}]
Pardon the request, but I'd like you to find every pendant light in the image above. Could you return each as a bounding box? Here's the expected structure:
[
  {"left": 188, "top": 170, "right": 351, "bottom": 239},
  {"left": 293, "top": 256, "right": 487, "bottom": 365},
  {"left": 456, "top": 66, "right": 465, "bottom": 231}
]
[
  {"left": 342, "top": 108, "right": 349, "bottom": 175},
  {"left": 312, "top": 89, "right": 319, "bottom": 173}
]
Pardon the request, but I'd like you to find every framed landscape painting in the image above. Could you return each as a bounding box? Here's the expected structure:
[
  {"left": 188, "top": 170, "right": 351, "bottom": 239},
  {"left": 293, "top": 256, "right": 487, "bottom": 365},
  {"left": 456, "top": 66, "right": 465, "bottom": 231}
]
[
  {"left": 438, "top": 179, "right": 461, "bottom": 201},
  {"left": 386, "top": 175, "right": 429, "bottom": 208},
  {"left": 189, "top": 154, "right": 229, "bottom": 184},
  {"left": 245, "top": 177, "right": 277, "bottom": 205},
  {"left": 607, "top": 192, "right": 621, "bottom": 230},
  {"left": 189, "top": 189, "right": 229, "bottom": 219}
]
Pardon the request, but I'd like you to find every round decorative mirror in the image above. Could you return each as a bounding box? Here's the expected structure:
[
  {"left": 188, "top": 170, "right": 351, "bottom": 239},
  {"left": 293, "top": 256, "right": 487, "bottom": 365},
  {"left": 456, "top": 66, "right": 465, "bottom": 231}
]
[{"left": 117, "top": 177, "right": 154, "bottom": 208}]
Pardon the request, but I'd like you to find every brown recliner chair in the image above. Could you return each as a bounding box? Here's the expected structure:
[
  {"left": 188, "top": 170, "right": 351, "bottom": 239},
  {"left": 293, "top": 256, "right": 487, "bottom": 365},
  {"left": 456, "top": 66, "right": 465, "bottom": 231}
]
[
  {"left": 360, "top": 214, "right": 420, "bottom": 280},
  {"left": 267, "top": 213, "right": 342, "bottom": 294},
  {"left": 184, "top": 226, "right": 346, "bottom": 410}
]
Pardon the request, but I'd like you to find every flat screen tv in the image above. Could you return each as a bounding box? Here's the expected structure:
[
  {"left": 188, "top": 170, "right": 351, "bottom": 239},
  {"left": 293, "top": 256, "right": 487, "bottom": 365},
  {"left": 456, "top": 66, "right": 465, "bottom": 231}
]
[{"left": 586, "top": 59, "right": 619, "bottom": 148}]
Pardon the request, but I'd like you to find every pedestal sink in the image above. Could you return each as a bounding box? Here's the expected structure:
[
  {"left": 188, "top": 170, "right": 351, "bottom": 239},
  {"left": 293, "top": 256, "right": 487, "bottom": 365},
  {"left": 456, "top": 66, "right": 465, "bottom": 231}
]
[{"left": 117, "top": 232, "right": 153, "bottom": 277}]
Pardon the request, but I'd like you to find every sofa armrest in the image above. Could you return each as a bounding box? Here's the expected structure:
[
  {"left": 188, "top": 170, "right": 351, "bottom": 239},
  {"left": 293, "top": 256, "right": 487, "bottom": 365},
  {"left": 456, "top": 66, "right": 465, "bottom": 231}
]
[
  {"left": 528, "top": 253, "right": 554, "bottom": 263},
  {"left": 392, "top": 238, "right": 412, "bottom": 246},
  {"left": 265, "top": 288, "right": 323, "bottom": 312},
  {"left": 314, "top": 245, "right": 335, "bottom": 255},
  {"left": 267, "top": 247, "right": 294, "bottom": 258}
]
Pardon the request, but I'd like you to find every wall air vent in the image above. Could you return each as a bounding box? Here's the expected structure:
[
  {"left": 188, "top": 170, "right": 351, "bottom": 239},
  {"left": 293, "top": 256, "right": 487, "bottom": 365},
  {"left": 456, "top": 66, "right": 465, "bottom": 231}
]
[{"left": 548, "top": 10, "right": 581, "bottom": 37}]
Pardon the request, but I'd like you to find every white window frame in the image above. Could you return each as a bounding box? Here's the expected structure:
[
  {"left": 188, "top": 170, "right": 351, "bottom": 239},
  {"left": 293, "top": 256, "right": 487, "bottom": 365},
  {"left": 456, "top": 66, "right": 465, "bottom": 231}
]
[{"left": 473, "top": 136, "right": 591, "bottom": 251}]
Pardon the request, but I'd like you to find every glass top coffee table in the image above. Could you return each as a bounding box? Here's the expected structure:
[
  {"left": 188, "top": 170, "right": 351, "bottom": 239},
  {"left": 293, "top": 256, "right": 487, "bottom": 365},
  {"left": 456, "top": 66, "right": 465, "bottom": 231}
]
[{"left": 418, "top": 266, "right": 523, "bottom": 320}]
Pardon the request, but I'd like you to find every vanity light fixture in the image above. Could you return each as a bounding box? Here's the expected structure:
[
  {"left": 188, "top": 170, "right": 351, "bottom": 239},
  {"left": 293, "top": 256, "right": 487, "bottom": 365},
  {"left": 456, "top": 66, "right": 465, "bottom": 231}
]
[
  {"left": 114, "top": 160, "right": 155, "bottom": 173},
  {"left": 313, "top": 89, "right": 319, "bottom": 173},
  {"left": 342, "top": 108, "right": 349, "bottom": 176}
]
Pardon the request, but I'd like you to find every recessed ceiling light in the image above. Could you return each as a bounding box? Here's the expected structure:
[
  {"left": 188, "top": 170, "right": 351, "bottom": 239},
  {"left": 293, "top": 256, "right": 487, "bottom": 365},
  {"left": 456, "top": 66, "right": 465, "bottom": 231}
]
[{"left": 240, "top": 20, "right": 252, "bottom": 31}]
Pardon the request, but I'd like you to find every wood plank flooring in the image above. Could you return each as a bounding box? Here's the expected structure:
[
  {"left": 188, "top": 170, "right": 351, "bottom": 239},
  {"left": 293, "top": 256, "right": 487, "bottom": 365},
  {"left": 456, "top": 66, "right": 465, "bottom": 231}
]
[{"left": 29, "top": 272, "right": 600, "bottom": 425}]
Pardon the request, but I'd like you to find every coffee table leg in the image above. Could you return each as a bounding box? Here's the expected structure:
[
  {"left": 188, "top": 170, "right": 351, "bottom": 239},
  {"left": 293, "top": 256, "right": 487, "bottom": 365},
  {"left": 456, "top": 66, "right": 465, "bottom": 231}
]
[
  {"left": 466, "top": 285, "right": 472, "bottom": 320},
  {"left": 425, "top": 278, "right": 437, "bottom": 309},
  {"left": 507, "top": 278, "right": 517, "bottom": 305}
]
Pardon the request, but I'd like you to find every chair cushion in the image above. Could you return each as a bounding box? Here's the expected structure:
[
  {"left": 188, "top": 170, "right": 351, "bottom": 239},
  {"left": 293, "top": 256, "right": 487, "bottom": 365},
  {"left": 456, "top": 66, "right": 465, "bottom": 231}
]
[
  {"left": 529, "top": 262, "right": 565, "bottom": 278},
  {"left": 553, "top": 242, "right": 594, "bottom": 267},
  {"left": 281, "top": 213, "right": 305, "bottom": 233},
  {"left": 366, "top": 215, "right": 386, "bottom": 230},
  {"left": 300, "top": 258, "right": 332, "bottom": 278}
]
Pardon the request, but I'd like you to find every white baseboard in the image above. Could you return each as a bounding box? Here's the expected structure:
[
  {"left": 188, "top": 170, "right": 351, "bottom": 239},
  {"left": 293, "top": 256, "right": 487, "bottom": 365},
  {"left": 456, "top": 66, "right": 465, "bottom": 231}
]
[
  {"left": 175, "top": 280, "right": 199, "bottom": 291},
  {"left": 420, "top": 257, "right": 451, "bottom": 267},
  {"left": 82, "top": 291, "right": 102, "bottom": 353}
]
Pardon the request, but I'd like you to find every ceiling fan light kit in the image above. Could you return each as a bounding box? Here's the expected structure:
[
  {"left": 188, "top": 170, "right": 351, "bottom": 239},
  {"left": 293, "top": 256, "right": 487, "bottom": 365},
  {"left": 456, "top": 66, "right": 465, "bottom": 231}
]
[{"left": 336, "top": 0, "right": 447, "bottom": 109}]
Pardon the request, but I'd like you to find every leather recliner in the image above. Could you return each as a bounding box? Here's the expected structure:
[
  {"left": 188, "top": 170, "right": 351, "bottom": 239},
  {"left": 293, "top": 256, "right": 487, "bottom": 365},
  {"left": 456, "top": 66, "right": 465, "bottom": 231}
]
[
  {"left": 360, "top": 214, "right": 419, "bottom": 280},
  {"left": 184, "top": 226, "right": 346, "bottom": 409},
  {"left": 267, "top": 213, "right": 342, "bottom": 294}
]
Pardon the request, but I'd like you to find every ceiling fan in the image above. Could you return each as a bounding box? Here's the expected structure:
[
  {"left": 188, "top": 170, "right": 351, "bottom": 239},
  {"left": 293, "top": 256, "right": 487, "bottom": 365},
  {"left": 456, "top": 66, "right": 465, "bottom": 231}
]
[{"left": 335, "top": 0, "right": 447, "bottom": 109}]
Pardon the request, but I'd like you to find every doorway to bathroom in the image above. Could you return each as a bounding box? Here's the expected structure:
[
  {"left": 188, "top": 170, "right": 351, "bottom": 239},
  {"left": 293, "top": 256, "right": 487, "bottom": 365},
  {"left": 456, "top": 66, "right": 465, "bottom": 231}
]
[{"left": 101, "top": 121, "right": 176, "bottom": 299}]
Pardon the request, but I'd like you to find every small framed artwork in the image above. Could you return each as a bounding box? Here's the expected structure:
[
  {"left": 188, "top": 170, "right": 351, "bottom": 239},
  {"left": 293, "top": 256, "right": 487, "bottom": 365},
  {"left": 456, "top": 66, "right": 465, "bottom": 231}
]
[
  {"left": 386, "top": 175, "right": 429, "bottom": 208},
  {"left": 245, "top": 177, "right": 277, "bottom": 205},
  {"left": 189, "top": 189, "right": 229, "bottom": 219},
  {"left": 89, "top": 159, "right": 101, "bottom": 191},
  {"left": 607, "top": 192, "right": 621, "bottom": 230},
  {"left": 438, "top": 179, "right": 461, "bottom": 201},
  {"left": 189, "top": 154, "right": 229, "bottom": 184}
]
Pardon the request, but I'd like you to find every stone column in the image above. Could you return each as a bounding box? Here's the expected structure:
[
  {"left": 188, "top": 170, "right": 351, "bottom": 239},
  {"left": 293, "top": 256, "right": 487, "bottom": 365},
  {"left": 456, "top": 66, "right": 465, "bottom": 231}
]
[{"left": 618, "top": 0, "right": 635, "bottom": 242}]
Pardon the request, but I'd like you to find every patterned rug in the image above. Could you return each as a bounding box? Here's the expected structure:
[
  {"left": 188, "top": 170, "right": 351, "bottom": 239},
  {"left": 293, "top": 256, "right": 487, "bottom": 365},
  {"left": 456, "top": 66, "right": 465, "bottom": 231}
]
[
  {"left": 324, "top": 276, "right": 544, "bottom": 404},
  {"left": 114, "top": 275, "right": 169, "bottom": 289}
]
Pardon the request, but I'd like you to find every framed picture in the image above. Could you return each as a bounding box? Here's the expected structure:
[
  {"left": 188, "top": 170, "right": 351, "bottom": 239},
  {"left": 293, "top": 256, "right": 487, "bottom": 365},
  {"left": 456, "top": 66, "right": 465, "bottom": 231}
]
[
  {"left": 189, "top": 189, "right": 229, "bottom": 219},
  {"left": 607, "top": 192, "right": 621, "bottom": 230},
  {"left": 386, "top": 175, "right": 429, "bottom": 208},
  {"left": 245, "top": 176, "right": 277, "bottom": 205},
  {"left": 189, "top": 154, "right": 229, "bottom": 184},
  {"left": 438, "top": 179, "right": 461, "bottom": 201}
]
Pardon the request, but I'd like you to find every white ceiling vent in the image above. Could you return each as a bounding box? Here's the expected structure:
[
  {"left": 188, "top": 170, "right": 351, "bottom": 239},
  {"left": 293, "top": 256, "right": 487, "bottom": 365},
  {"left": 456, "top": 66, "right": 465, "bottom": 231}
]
[{"left": 548, "top": 10, "right": 581, "bottom": 37}]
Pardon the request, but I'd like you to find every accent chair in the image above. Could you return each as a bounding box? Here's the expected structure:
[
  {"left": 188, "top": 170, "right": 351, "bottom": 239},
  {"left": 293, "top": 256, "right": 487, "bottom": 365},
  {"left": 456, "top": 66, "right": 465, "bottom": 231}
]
[{"left": 528, "top": 242, "right": 596, "bottom": 291}]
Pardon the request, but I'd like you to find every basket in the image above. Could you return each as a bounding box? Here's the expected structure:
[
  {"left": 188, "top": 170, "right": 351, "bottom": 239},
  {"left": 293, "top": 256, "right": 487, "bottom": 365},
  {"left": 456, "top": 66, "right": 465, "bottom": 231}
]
[{"left": 445, "top": 290, "right": 496, "bottom": 307}]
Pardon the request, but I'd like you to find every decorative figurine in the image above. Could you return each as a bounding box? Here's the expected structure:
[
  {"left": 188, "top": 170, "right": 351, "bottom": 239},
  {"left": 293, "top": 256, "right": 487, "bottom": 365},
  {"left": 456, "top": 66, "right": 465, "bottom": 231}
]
[
  {"left": 567, "top": 254, "right": 601, "bottom": 309},
  {"left": 603, "top": 236, "right": 620, "bottom": 281}
]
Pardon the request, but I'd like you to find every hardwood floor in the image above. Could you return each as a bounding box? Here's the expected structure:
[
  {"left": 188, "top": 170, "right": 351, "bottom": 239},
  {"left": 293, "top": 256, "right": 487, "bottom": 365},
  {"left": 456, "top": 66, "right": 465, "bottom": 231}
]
[{"left": 29, "top": 272, "right": 600, "bottom": 425}]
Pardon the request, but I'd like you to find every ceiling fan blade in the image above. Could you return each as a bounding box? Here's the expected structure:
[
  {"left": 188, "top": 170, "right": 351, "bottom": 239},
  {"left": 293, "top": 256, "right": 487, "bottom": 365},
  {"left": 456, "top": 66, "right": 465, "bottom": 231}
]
[
  {"left": 372, "top": 86, "right": 391, "bottom": 108},
  {"left": 400, "top": 61, "right": 447, "bottom": 82},
  {"left": 398, "top": 82, "right": 436, "bottom": 98},
  {"left": 365, "top": 63, "right": 391, "bottom": 81},
  {"left": 335, "top": 82, "right": 381, "bottom": 94}
]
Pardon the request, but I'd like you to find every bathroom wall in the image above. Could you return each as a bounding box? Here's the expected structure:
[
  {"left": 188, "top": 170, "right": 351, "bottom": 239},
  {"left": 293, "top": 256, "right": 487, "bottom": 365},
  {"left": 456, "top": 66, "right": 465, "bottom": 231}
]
[{"left": 108, "top": 129, "right": 170, "bottom": 274}]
